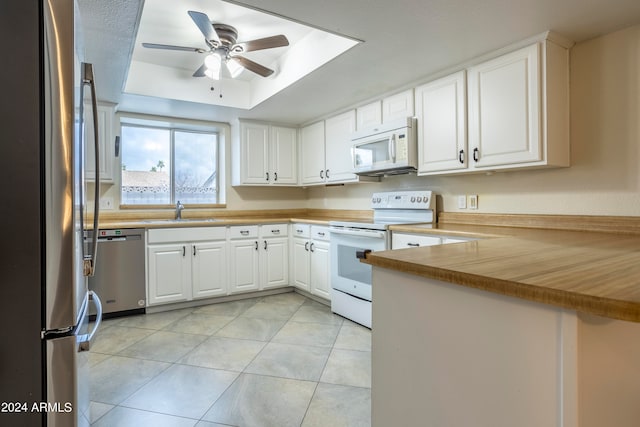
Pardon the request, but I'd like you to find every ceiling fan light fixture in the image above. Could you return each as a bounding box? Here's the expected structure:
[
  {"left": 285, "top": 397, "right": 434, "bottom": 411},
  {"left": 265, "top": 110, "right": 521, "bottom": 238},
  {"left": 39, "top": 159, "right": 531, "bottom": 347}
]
[
  {"left": 226, "top": 57, "right": 244, "bottom": 78},
  {"left": 204, "top": 52, "right": 222, "bottom": 80}
]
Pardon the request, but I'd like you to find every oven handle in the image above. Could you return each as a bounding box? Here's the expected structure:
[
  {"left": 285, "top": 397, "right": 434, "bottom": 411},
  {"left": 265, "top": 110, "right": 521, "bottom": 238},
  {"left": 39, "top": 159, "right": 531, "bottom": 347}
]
[{"left": 330, "top": 227, "right": 386, "bottom": 239}]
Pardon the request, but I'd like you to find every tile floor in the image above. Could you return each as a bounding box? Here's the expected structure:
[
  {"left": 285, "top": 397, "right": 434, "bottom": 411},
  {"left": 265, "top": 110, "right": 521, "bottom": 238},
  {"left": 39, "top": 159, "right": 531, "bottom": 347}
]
[{"left": 89, "top": 292, "right": 371, "bottom": 427}]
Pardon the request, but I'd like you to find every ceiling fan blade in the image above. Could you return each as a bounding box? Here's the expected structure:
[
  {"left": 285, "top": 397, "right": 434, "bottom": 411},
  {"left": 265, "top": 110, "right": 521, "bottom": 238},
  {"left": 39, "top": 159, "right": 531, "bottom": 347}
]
[
  {"left": 187, "top": 11, "right": 220, "bottom": 44},
  {"left": 192, "top": 63, "right": 208, "bottom": 78},
  {"left": 234, "top": 35, "right": 289, "bottom": 53},
  {"left": 142, "top": 43, "right": 207, "bottom": 53},
  {"left": 233, "top": 56, "right": 274, "bottom": 77}
]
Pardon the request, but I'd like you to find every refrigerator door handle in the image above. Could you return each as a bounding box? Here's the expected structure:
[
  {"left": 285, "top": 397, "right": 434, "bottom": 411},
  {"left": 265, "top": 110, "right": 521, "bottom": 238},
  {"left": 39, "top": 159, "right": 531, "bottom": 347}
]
[
  {"left": 82, "top": 62, "right": 100, "bottom": 277},
  {"left": 78, "top": 291, "right": 102, "bottom": 352}
]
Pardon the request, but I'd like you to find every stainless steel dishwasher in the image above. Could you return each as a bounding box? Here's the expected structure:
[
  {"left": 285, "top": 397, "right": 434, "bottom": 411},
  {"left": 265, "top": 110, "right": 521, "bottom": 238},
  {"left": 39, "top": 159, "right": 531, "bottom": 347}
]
[{"left": 86, "top": 228, "right": 146, "bottom": 318}]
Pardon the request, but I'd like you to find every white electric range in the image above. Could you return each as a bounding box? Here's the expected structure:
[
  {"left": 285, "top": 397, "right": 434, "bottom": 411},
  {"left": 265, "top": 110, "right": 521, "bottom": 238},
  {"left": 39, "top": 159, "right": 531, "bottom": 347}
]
[{"left": 329, "top": 190, "right": 436, "bottom": 328}]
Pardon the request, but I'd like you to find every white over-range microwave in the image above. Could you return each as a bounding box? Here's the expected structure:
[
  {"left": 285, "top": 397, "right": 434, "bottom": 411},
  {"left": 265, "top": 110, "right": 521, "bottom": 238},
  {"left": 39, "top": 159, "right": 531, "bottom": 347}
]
[{"left": 351, "top": 117, "right": 418, "bottom": 176}]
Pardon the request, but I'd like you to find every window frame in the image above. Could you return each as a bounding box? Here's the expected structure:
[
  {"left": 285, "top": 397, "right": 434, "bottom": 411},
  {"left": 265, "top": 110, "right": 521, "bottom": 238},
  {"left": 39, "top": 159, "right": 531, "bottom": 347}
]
[{"left": 118, "top": 115, "right": 225, "bottom": 208}]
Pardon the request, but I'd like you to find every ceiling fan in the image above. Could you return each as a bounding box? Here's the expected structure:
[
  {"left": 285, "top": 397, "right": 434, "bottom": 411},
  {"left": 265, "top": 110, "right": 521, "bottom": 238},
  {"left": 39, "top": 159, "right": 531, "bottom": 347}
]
[{"left": 142, "top": 10, "right": 289, "bottom": 79}]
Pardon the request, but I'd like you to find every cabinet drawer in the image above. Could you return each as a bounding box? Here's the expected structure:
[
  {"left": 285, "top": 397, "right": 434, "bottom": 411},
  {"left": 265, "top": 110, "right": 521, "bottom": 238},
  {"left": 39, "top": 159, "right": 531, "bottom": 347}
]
[
  {"left": 392, "top": 233, "right": 442, "bottom": 249},
  {"left": 148, "top": 227, "right": 226, "bottom": 244},
  {"left": 228, "top": 225, "right": 259, "bottom": 239},
  {"left": 311, "top": 226, "right": 330, "bottom": 241},
  {"left": 291, "top": 223, "right": 310, "bottom": 238},
  {"left": 260, "top": 223, "right": 289, "bottom": 238}
]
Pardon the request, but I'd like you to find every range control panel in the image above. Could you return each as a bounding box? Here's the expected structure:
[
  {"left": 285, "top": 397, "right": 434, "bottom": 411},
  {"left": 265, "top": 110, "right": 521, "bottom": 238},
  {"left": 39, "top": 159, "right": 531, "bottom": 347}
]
[{"left": 371, "top": 190, "right": 435, "bottom": 210}]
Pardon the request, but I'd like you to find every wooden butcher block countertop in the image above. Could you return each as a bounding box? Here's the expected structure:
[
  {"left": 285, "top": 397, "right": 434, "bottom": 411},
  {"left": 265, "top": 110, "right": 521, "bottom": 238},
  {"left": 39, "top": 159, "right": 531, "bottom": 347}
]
[{"left": 363, "top": 213, "right": 640, "bottom": 323}]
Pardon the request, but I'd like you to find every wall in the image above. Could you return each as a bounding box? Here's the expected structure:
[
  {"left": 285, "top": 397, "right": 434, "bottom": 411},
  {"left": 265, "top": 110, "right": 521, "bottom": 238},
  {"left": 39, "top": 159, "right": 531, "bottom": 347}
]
[{"left": 308, "top": 24, "right": 640, "bottom": 216}]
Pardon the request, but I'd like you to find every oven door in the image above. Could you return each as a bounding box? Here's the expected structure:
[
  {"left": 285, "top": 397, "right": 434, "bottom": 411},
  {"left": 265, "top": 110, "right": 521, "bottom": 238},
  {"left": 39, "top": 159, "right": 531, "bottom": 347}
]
[{"left": 330, "top": 227, "right": 388, "bottom": 301}]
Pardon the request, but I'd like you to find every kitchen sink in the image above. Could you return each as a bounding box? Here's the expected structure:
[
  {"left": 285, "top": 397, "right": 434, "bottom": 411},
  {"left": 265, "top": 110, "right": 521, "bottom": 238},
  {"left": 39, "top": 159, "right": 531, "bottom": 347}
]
[{"left": 142, "top": 218, "right": 218, "bottom": 224}]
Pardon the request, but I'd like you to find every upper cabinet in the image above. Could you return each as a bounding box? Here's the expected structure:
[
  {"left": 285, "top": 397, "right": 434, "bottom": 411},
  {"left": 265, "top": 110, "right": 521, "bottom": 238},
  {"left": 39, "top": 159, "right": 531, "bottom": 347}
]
[
  {"left": 300, "top": 121, "right": 326, "bottom": 185},
  {"left": 356, "top": 101, "right": 382, "bottom": 129},
  {"left": 415, "top": 71, "right": 467, "bottom": 174},
  {"left": 382, "top": 89, "right": 414, "bottom": 123},
  {"left": 324, "top": 110, "right": 357, "bottom": 183},
  {"left": 417, "top": 36, "right": 570, "bottom": 176},
  {"left": 85, "top": 103, "right": 117, "bottom": 183},
  {"left": 236, "top": 121, "right": 297, "bottom": 186}
]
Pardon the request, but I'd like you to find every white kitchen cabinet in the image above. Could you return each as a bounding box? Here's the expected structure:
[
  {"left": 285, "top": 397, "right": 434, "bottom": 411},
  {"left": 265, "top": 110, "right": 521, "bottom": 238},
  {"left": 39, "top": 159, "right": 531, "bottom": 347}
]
[
  {"left": 415, "top": 71, "right": 467, "bottom": 174},
  {"left": 228, "top": 226, "right": 260, "bottom": 293},
  {"left": 85, "top": 102, "right": 116, "bottom": 183},
  {"left": 290, "top": 224, "right": 331, "bottom": 300},
  {"left": 300, "top": 121, "right": 326, "bottom": 185},
  {"left": 324, "top": 110, "right": 357, "bottom": 183},
  {"left": 259, "top": 224, "right": 289, "bottom": 290},
  {"left": 382, "top": 89, "right": 414, "bottom": 123},
  {"left": 356, "top": 101, "right": 382, "bottom": 129},
  {"left": 392, "top": 233, "right": 443, "bottom": 249},
  {"left": 466, "top": 39, "right": 570, "bottom": 171},
  {"left": 147, "top": 227, "right": 227, "bottom": 306},
  {"left": 392, "top": 232, "right": 477, "bottom": 249},
  {"left": 237, "top": 121, "right": 297, "bottom": 185},
  {"left": 147, "top": 243, "right": 191, "bottom": 305}
]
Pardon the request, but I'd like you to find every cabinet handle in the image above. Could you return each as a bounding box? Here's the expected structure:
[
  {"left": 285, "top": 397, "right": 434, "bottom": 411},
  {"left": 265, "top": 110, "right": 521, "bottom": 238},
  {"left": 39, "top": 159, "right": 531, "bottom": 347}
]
[
  {"left": 255, "top": 241, "right": 259, "bottom": 251},
  {"left": 326, "top": 169, "right": 330, "bottom": 179},
  {"left": 296, "top": 229, "right": 303, "bottom": 234},
  {"left": 274, "top": 172, "right": 278, "bottom": 181},
  {"left": 320, "top": 170, "right": 324, "bottom": 179},
  {"left": 266, "top": 172, "right": 269, "bottom": 181},
  {"left": 305, "top": 241, "right": 309, "bottom": 251},
  {"left": 240, "top": 230, "right": 249, "bottom": 236},
  {"left": 310, "top": 242, "right": 315, "bottom": 252},
  {"left": 317, "top": 232, "right": 325, "bottom": 237},
  {"left": 458, "top": 149, "right": 464, "bottom": 164},
  {"left": 183, "top": 246, "right": 186, "bottom": 257},
  {"left": 407, "top": 243, "right": 420, "bottom": 247},
  {"left": 193, "top": 246, "right": 197, "bottom": 256},
  {"left": 473, "top": 147, "right": 479, "bottom": 162},
  {"left": 264, "top": 240, "right": 268, "bottom": 250}
]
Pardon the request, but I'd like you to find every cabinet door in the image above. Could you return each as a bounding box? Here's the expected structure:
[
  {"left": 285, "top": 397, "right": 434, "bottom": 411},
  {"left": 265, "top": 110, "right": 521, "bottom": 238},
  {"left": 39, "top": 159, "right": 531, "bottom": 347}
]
[
  {"left": 85, "top": 103, "right": 115, "bottom": 183},
  {"left": 261, "top": 237, "right": 289, "bottom": 290},
  {"left": 468, "top": 43, "right": 541, "bottom": 168},
  {"left": 291, "top": 237, "right": 310, "bottom": 292},
  {"left": 391, "top": 233, "right": 442, "bottom": 249},
  {"left": 228, "top": 239, "right": 260, "bottom": 293},
  {"left": 240, "top": 122, "right": 270, "bottom": 184},
  {"left": 382, "top": 90, "right": 414, "bottom": 123},
  {"left": 270, "top": 126, "right": 297, "bottom": 185},
  {"left": 310, "top": 240, "right": 331, "bottom": 300},
  {"left": 356, "top": 101, "right": 382, "bottom": 129},
  {"left": 192, "top": 241, "right": 227, "bottom": 299},
  {"left": 416, "top": 71, "right": 467, "bottom": 174},
  {"left": 324, "top": 110, "right": 357, "bottom": 183},
  {"left": 300, "top": 121, "right": 326, "bottom": 185},
  {"left": 147, "top": 244, "right": 191, "bottom": 305}
]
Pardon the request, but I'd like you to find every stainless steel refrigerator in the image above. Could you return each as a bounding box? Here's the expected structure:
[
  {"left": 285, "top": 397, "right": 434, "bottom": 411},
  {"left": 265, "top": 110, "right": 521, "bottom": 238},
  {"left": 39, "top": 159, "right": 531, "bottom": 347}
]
[{"left": 0, "top": 1, "right": 103, "bottom": 426}]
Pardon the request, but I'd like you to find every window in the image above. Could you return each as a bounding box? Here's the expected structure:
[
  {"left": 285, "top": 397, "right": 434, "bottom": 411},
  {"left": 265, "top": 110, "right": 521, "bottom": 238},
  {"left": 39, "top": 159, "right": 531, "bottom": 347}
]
[{"left": 121, "top": 124, "right": 220, "bottom": 205}]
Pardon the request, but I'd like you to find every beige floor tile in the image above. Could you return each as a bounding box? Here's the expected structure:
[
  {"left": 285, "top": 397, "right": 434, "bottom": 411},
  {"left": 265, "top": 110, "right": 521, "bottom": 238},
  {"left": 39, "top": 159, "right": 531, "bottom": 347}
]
[
  {"left": 122, "top": 364, "right": 238, "bottom": 419},
  {"left": 302, "top": 382, "right": 371, "bottom": 427},
  {"left": 245, "top": 342, "right": 330, "bottom": 381},
  {"left": 320, "top": 348, "right": 371, "bottom": 388},
  {"left": 179, "top": 336, "right": 265, "bottom": 371},
  {"left": 164, "top": 313, "right": 235, "bottom": 335},
  {"left": 116, "top": 308, "right": 193, "bottom": 330},
  {"left": 202, "top": 373, "right": 316, "bottom": 427},
  {"left": 272, "top": 321, "right": 341, "bottom": 347},
  {"left": 91, "top": 326, "right": 154, "bottom": 355},
  {"left": 334, "top": 323, "right": 372, "bottom": 352},
  {"left": 290, "top": 303, "right": 344, "bottom": 325},
  {"left": 192, "top": 298, "right": 259, "bottom": 316},
  {"left": 91, "top": 406, "right": 197, "bottom": 427},
  {"left": 215, "top": 316, "right": 286, "bottom": 341},
  {"left": 118, "top": 330, "right": 207, "bottom": 362}
]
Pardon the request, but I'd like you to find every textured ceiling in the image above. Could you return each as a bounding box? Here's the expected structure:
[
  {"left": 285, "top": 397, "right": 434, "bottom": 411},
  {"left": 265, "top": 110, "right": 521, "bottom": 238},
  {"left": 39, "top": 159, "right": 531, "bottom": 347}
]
[{"left": 78, "top": 0, "right": 640, "bottom": 125}]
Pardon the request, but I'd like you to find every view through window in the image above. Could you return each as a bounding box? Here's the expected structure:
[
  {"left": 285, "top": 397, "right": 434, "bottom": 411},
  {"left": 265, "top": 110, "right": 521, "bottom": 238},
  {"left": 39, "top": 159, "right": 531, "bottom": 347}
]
[{"left": 121, "top": 125, "right": 219, "bottom": 205}]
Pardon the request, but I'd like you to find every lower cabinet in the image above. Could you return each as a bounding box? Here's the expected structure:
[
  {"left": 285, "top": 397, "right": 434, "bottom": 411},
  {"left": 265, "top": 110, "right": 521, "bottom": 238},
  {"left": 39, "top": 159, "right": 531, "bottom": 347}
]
[
  {"left": 392, "top": 232, "right": 478, "bottom": 249},
  {"left": 228, "top": 224, "right": 289, "bottom": 294},
  {"left": 290, "top": 224, "right": 331, "bottom": 300},
  {"left": 147, "top": 227, "right": 227, "bottom": 306}
]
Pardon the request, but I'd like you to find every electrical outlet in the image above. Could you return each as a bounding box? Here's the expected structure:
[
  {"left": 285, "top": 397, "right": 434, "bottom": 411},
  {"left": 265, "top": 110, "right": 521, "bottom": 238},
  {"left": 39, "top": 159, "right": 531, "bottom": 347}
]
[
  {"left": 457, "top": 195, "right": 467, "bottom": 209},
  {"left": 468, "top": 195, "right": 478, "bottom": 210},
  {"left": 100, "top": 197, "right": 114, "bottom": 210}
]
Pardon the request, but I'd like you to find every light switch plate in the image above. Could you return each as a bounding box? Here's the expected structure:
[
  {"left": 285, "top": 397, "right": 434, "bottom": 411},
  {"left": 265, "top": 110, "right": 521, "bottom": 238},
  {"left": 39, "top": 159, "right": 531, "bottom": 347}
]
[
  {"left": 458, "top": 195, "right": 467, "bottom": 209},
  {"left": 468, "top": 195, "right": 478, "bottom": 210}
]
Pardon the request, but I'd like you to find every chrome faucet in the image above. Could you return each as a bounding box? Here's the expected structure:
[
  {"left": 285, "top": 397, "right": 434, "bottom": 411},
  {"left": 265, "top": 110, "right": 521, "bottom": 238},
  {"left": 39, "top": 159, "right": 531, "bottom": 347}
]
[{"left": 175, "top": 200, "right": 185, "bottom": 220}]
